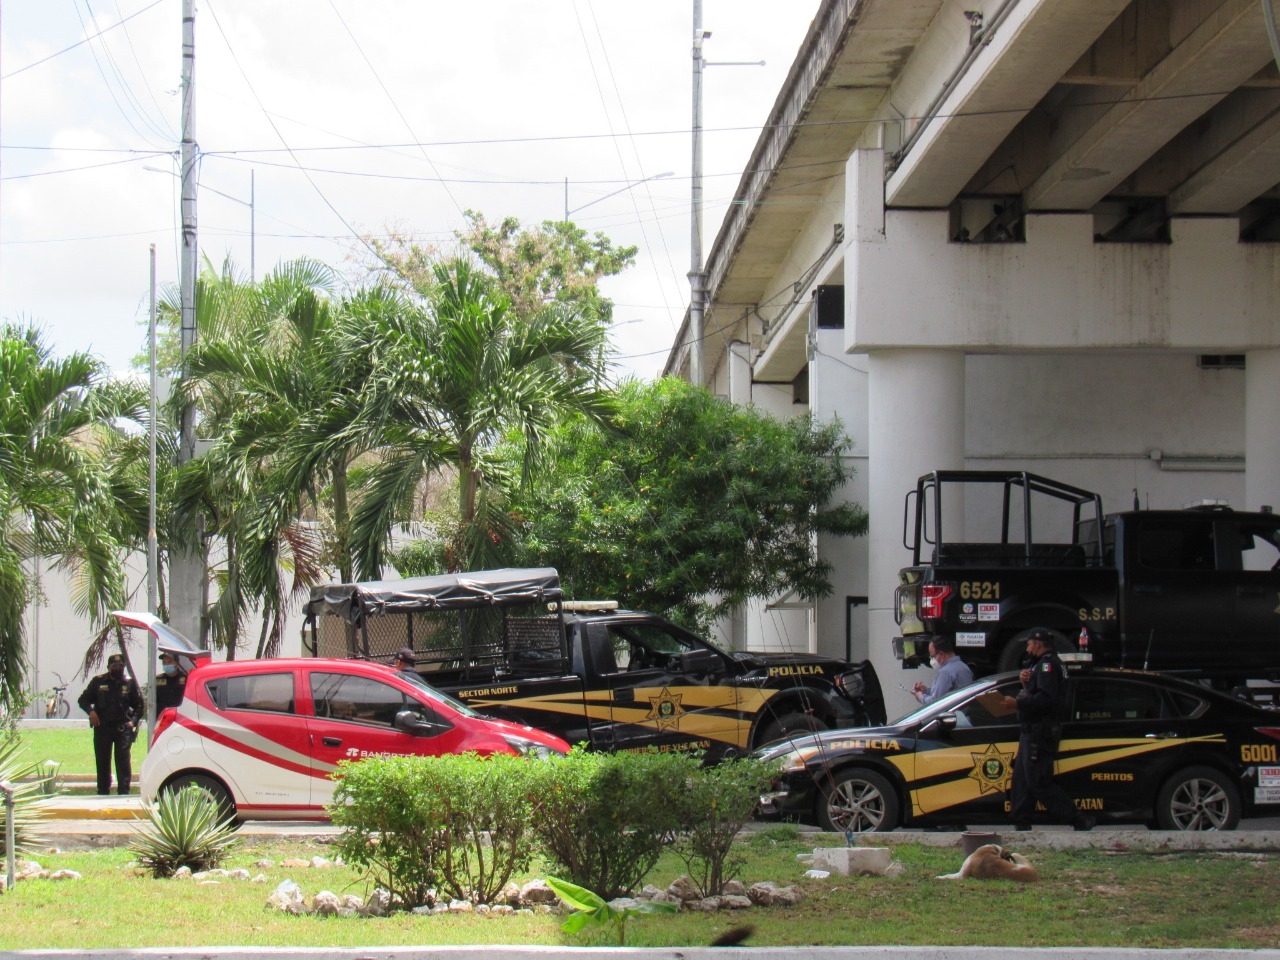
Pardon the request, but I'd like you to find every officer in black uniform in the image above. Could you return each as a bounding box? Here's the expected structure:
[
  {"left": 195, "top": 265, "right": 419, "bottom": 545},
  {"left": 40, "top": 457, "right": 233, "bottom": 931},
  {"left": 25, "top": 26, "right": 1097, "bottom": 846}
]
[
  {"left": 1005, "top": 628, "right": 1095, "bottom": 831},
  {"left": 154, "top": 652, "right": 187, "bottom": 711},
  {"left": 395, "top": 647, "right": 418, "bottom": 675},
  {"left": 77, "top": 653, "right": 143, "bottom": 795}
]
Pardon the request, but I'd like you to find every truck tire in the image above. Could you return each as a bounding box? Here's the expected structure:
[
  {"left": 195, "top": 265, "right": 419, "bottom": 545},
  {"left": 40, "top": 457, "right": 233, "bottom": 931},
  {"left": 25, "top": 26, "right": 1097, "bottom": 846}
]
[
  {"left": 997, "top": 627, "right": 1075, "bottom": 672},
  {"left": 817, "top": 767, "right": 899, "bottom": 833},
  {"left": 163, "top": 772, "right": 238, "bottom": 826},
  {"left": 758, "top": 712, "right": 827, "bottom": 746},
  {"left": 1155, "top": 766, "right": 1240, "bottom": 831}
]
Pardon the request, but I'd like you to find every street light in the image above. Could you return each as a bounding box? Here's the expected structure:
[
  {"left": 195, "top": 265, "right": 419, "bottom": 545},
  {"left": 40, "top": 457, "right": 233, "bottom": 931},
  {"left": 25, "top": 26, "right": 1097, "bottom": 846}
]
[{"left": 564, "top": 171, "right": 674, "bottom": 222}]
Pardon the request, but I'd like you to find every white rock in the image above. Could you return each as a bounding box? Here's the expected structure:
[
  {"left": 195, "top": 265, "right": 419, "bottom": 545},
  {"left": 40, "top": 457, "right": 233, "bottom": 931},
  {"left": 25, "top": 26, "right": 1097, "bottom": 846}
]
[
  {"left": 229, "top": 868, "right": 250, "bottom": 881},
  {"left": 812, "top": 846, "right": 892, "bottom": 877},
  {"left": 804, "top": 869, "right": 831, "bottom": 879},
  {"left": 519, "top": 879, "right": 558, "bottom": 904},
  {"left": 172, "top": 866, "right": 192, "bottom": 879},
  {"left": 720, "top": 894, "right": 753, "bottom": 910},
  {"left": 722, "top": 880, "right": 747, "bottom": 896},
  {"left": 490, "top": 904, "right": 515, "bottom": 916},
  {"left": 667, "top": 874, "right": 702, "bottom": 901},
  {"left": 884, "top": 860, "right": 905, "bottom": 878},
  {"left": 448, "top": 899, "right": 473, "bottom": 913},
  {"left": 310, "top": 856, "right": 331, "bottom": 869},
  {"left": 253, "top": 859, "right": 275, "bottom": 868},
  {"left": 251, "top": 874, "right": 268, "bottom": 883},
  {"left": 694, "top": 897, "right": 722, "bottom": 912},
  {"left": 47, "top": 869, "right": 82, "bottom": 881},
  {"left": 313, "top": 891, "right": 341, "bottom": 916},
  {"left": 607, "top": 897, "right": 640, "bottom": 911}
]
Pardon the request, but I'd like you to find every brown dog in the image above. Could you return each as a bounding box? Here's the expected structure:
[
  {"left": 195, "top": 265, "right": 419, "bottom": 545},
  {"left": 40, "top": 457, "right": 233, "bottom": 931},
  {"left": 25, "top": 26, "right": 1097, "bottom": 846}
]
[{"left": 938, "top": 843, "right": 1039, "bottom": 882}]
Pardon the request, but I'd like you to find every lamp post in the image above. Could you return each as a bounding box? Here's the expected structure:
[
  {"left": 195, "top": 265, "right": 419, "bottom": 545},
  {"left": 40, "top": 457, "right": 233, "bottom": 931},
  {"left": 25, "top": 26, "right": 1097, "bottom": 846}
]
[{"left": 564, "top": 171, "right": 674, "bottom": 222}]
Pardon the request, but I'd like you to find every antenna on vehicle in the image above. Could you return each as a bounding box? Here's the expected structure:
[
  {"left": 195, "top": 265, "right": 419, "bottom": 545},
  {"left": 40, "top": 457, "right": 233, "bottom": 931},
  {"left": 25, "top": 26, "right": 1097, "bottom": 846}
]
[{"left": 1143, "top": 628, "right": 1155, "bottom": 672}]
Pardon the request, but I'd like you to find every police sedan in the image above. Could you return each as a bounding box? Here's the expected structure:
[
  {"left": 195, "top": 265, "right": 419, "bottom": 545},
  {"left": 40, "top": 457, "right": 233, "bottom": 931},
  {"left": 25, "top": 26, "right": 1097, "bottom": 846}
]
[{"left": 756, "top": 667, "right": 1280, "bottom": 832}]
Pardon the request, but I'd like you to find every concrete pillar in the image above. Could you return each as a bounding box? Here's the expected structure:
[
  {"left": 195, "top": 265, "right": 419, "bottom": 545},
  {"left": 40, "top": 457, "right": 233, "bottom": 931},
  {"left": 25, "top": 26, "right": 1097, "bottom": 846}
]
[
  {"left": 866, "top": 349, "right": 965, "bottom": 717},
  {"left": 1245, "top": 348, "right": 1280, "bottom": 513},
  {"left": 727, "top": 340, "right": 753, "bottom": 406}
]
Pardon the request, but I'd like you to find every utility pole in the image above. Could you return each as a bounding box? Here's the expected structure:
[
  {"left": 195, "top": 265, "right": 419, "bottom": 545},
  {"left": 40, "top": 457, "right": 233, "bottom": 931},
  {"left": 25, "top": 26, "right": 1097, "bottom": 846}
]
[
  {"left": 689, "top": 0, "right": 706, "bottom": 388},
  {"left": 170, "top": 0, "right": 204, "bottom": 643},
  {"left": 146, "top": 244, "right": 158, "bottom": 736}
]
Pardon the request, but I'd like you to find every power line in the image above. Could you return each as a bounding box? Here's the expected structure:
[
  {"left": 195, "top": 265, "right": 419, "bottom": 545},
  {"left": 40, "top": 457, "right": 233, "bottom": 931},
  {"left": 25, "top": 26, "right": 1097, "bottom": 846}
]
[
  {"left": 1, "top": 0, "right": 166, "bottom": 80},
  {"left": 73, "top": 0, "right": 174, "bottom": 147}
]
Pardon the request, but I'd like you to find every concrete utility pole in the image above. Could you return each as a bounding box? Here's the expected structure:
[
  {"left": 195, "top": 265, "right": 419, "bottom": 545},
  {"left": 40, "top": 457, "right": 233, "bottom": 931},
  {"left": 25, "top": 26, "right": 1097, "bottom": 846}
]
[
  {"left": 170, "top": 0, "right": 204, "bottom": 643},
  {"left": 689, "top": 0, "right": 706, "bottom": 388}
]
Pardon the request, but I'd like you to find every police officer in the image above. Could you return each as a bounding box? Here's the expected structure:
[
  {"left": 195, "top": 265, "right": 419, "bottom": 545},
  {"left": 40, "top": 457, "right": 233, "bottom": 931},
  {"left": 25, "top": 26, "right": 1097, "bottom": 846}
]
[
  {"left": 1004, "top": 628, "right": 1095, "bottom": 831},
  {"left": 395, "top": 647, "right": 417, "bottom": 675},
  {"left": 77, "top": 653, "right": 143, "bottom": 796},
  {"left": 154, "top": 652, "right": 187, "bottom": 711}
]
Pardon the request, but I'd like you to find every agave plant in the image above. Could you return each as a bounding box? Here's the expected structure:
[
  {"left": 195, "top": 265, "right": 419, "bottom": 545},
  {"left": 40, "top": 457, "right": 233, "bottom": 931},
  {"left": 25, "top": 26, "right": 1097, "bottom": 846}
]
[
  {"left": 128, "top": 786, "right": 239, "bottom": 878},
  {"left": 0, "top": 735, "right": 53, "bottom": 857}
]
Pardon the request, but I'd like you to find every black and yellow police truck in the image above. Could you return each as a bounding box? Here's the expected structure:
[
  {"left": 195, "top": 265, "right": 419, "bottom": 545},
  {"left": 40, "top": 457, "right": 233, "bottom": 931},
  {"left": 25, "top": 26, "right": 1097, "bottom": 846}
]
[{"left": 302, "top": 567, "right": 885, "bottom": 760}]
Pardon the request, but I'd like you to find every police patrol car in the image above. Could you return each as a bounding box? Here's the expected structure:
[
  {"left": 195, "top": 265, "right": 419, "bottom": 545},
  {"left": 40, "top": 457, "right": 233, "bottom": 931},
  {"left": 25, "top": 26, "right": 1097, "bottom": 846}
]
[{"left": 757, "top": 666, "right": 1280, "bottom": 832}]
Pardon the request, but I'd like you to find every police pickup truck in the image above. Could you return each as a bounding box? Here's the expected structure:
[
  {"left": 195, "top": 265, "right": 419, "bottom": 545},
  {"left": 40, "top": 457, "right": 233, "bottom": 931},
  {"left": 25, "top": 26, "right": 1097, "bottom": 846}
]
[
  {"left": 892, "top": 471, "right": 1280, "bottom": 688},
  {"left": 303, "top": 567, "right": 885, "bottom": 760}
]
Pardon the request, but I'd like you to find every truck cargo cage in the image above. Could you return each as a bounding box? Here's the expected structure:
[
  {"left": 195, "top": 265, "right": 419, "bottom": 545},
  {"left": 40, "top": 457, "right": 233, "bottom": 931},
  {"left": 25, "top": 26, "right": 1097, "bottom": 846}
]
[
  {"left": 302, "top": 568, "right": 567, "bottom": 680},
  {"left": 904, "top": 470, "right": 1106, "bottom": 569}
]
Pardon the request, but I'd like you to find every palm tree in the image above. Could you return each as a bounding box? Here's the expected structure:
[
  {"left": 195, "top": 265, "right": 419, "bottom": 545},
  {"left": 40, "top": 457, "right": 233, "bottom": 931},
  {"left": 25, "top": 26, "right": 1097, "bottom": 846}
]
[
  {"left": 0, "top": 326, "right": 147, "bottom": 706},
  {"left": 171, "top": 257, "right": 338, "bottom": 654},
  {"left": 345, "top": 258, "right": 615, "bottom": 576}
]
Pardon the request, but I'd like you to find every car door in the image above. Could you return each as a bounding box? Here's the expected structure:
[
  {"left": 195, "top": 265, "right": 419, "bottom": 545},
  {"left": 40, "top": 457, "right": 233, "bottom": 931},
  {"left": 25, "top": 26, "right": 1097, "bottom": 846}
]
[
  {"left": 1123, "top": 516, "right": 1232, "bottom": 669},
  {"left": 908, "top": 678, "right": 1023, "bottom": 823},
  {"left": 598, "top": 620, "right": 741, "bottom": 754},
  {"left": 199, "top": 669, "right": 309, "bottom": 816},
  {"left": 1054, "top": 675, "right": 1189, "bottom": 820},
  {"left": 306, "top": 670, "right": 466, "bottom": 808},
  {"left": 1222, "top": 516, "right": 1280, "bottom": 672}
]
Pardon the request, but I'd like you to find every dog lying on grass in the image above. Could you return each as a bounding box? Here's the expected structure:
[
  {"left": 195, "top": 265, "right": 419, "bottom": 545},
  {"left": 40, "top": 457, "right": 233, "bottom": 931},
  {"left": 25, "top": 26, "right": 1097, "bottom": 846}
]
[{"left": 937, "top": 843, "right": 1039, "bottom": 882}]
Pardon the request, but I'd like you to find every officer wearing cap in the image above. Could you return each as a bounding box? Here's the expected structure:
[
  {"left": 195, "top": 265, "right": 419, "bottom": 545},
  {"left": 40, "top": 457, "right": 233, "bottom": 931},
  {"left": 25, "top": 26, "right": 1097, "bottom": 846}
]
[
  {"left": 154, "top": 652, "right": 187, "bottom": 711},
  {"left": 395, "top": 647, "right": 417, "bottom": 675},
  {"left": 77, "top": 652, "right": 144, "bottom": 796},
  {"left": 1003, "top": 627, "right": 1095, "bottom": 831}
]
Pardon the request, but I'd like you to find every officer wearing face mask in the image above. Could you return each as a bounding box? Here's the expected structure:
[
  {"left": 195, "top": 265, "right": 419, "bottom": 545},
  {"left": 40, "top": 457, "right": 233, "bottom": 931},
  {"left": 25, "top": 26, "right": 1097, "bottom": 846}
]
[
  {"left": 154, "top": 652, "right": 187, "bottom": 711},
  {"left": 77, "top": 652, "right": 144, "bottom": 795}
]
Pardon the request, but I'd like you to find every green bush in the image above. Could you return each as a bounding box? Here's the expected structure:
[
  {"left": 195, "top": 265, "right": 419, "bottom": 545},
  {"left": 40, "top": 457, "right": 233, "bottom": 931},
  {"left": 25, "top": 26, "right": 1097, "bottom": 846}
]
[
  {"left": 330, "top": 756, "right": 447, "bottom": 908},
  {"left": 672, "top": 757, "right": 775, "bottom": 895},
  {"left": 128, "top": 785, "right": 239, "bottom": 878},
  {"left": 527, "top": 747, "right": 692, "bottom": 900}
]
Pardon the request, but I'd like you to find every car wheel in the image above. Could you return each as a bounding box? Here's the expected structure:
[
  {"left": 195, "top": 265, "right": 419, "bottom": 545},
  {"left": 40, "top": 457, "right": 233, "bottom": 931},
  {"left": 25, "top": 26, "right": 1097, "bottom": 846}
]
[
  {"left": 758, "top": 712, "right": 828, "bottom": 747},
  {"left": 817, "top": 767, "right": 899, "bottom": 833},
  {"left": 163, "top": 773, "right": 238, "bottom": 826},
  {"left": 1155, "top": 766, "right": 1240, "bottom": 831}
]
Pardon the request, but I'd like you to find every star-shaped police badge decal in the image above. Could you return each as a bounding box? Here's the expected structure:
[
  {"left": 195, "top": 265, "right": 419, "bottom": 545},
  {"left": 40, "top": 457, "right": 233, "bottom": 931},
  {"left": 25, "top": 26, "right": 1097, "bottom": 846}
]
[
  {"left": 967, "top": 743, "right": 1014, "bottom": 795},
  {"left": 646, "top": 687, "right": 685, "bottom": 730}
]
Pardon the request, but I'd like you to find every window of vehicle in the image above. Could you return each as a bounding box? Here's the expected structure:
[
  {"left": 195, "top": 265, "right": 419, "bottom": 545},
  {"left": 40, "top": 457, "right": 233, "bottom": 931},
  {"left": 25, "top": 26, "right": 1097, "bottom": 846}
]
[
  {"left": 952, "top": 680, "right": 1022, "bottom": 728},
  {"left": 1136, "top": 519, "right": 1215, "bottom": 571},
  {"left": 606, "top": 622, "right": 701, "bottom": 672},
  {"left": 1236, "top": 521, "right": 1280, "bottom": 572},
  {"left": 1070, "top": 678, "right": 1168, "bottom": 721},
  {"left": 206, "top": 672, "right": 296, "bottom": 714},
  {"left": 311, "top": 672, "right": 416, "bottom": 728}
]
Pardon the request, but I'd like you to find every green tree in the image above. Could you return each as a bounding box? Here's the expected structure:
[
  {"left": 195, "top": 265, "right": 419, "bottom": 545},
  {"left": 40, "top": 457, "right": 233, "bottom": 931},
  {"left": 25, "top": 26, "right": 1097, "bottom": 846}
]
[
  {"left": 509, "top": 377, "right": 867, "bottom": 630},
  {"left": 0, "top": 326, "right": 147, "bottom": 704},
  {"left": 172, "top": 257, "right": 340, "bottom": 654},
  {"left": 346, "top": 258, "right": 615, "bottom": 576}
]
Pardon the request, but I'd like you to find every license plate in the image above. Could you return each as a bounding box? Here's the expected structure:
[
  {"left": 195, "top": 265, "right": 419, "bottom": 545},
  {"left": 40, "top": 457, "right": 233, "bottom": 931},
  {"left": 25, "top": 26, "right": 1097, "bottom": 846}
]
[{"left": 1254, "top": 786, "right": 1280, "bottom": 804}]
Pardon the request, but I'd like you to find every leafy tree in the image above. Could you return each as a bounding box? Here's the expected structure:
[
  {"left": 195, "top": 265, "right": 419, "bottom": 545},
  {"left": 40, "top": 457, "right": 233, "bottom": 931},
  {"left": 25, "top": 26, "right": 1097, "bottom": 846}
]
[
  {"left": 0, "top": 326, "right": 147, "bottom": 704},
  {"left": 345, "top": 258, "right": 615, "bottom": 576},
  {"left": 510, "top": 378, "right": 867, "bottom": 630}
]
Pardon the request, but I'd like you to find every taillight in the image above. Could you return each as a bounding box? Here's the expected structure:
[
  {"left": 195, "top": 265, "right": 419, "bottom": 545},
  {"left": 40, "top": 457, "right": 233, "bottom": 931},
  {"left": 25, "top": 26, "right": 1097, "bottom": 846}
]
[
  {"left": 1257, "top": 727, "right": 1280, "bottom": 743},
  {"left": 151, "top": 707, "right": 177, "bottom": 746},
  {"left": 920, "top": 583, "right": 953, "bottom": 620}
]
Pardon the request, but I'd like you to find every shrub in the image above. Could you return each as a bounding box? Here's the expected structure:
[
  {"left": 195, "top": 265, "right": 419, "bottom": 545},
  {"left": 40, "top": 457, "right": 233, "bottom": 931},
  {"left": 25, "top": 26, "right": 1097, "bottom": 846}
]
[
  {"left": 128, "top": 785, "right": 239, "bottom": 878},
  {"left": 672, "top": 757, "right": 776, "bottom": 895},
  {"left": 330, "top": 756, "right": 447, "bottom": 908},
  {"left": 0, "top": 734, "right": 53, "bottom": 857},
  {"left": 527, "top": 747, "right": 693, "bottom": 899}
]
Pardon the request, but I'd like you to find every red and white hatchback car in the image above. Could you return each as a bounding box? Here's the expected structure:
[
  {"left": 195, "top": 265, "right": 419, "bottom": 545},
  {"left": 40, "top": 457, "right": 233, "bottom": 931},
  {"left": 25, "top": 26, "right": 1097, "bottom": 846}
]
[{"left": 116, "top": 612, "right": 569, "bottom": 822}]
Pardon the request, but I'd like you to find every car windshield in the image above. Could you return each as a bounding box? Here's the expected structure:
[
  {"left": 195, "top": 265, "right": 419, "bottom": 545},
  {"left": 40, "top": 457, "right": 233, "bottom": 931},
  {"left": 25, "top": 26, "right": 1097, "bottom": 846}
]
[{"left": 399, "top": 671, "right": 483, "bottom": 718}]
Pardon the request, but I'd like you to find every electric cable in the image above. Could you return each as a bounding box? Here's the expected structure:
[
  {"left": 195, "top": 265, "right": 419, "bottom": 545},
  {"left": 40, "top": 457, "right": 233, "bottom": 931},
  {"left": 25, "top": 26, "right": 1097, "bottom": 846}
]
[{"left": 1, "top": 0, "right": 166, "bottom": 80}]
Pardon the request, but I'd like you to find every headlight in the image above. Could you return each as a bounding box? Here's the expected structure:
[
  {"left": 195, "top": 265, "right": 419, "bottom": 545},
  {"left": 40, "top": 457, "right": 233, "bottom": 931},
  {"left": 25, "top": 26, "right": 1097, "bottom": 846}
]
[
  {"left": 504, "top": 736, "right": 563, "bottom": 760},
  {"left": 775, "top": 746, "right": 824, "bottom": 774}
]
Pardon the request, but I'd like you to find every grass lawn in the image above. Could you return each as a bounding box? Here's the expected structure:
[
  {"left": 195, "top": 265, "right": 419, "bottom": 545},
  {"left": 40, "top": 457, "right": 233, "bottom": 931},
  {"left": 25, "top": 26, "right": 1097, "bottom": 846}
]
[
  {"left": 1, "top": 829, "right": 1278, "bottom": 950},
  {"left": 11, "top": 727, "right": 144, "bottom": 780}
]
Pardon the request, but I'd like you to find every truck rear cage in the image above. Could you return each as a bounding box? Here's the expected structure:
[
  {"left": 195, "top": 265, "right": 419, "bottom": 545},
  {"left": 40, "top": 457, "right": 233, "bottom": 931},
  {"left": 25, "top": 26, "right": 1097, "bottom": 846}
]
[{"left": 905, "top": 470, "right": 1106, "bottom": 568}]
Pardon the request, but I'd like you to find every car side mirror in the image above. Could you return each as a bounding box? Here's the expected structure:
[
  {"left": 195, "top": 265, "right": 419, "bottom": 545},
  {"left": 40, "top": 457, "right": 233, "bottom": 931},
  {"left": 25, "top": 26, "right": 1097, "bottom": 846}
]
[
  {"left": 923, "top": 713, "right": 958, "bottom": 735},
  {"left": 678, "top": 648, "right": 720, "bottom": 675},
  {"left": 395, "top": 708, "right": 446, "bottom": 736}
]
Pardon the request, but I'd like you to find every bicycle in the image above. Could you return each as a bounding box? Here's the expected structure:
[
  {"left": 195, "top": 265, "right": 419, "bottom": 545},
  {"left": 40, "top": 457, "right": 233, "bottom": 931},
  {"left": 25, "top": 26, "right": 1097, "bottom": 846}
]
[{"left": 45, "top": 672, "right": 70, "bottom": 719}]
